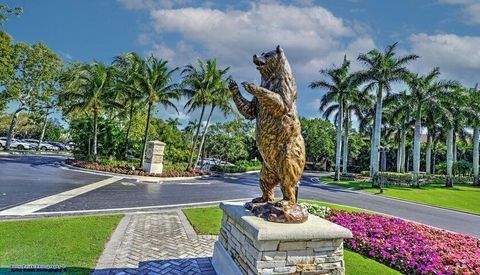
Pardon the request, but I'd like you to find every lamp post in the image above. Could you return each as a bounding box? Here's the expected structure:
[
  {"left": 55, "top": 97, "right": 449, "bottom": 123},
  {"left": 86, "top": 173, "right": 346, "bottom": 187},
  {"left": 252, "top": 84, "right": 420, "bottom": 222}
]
[{"left": 379, "top": 145, "right": 390, "bottom": 193}]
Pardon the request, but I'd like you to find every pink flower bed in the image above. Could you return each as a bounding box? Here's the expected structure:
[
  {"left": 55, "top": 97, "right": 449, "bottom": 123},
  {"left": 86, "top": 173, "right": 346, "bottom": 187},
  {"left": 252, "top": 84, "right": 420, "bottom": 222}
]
[{"left": 328, "top": 211, "right": 480, "bottom": 274}]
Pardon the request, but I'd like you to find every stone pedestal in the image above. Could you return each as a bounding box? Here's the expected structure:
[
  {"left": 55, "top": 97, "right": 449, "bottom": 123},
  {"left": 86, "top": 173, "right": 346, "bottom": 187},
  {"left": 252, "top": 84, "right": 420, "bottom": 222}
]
[
  {"left": 143, "top": 140, "right": 166, "bottom": 174},
  {"left": 212, "top": 202, "right": 352, "bottom": 275}
]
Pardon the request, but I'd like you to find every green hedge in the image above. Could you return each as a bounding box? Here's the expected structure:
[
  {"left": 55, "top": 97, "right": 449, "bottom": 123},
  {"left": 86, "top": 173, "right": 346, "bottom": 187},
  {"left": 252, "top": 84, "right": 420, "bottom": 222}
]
[
  {"left": 360, "top": 171, "right": 474, "bottom": 184},
  {"left": 211, "top": 159, "right": 262, "bottom": 173}
]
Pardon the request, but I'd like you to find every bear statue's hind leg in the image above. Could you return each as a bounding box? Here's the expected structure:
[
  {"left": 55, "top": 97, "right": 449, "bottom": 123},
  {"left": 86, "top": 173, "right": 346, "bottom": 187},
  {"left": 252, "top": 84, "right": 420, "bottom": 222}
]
[
  {"left": 278, "top": 146, "right": 305, "bottom": 205},
  {"left": 252, "top": 167, "right": 278, "bottom": 203}
]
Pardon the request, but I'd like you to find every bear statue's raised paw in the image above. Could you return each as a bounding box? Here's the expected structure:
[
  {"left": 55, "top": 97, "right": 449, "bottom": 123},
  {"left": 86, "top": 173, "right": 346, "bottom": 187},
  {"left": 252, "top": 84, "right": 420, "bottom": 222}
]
[
  {"left": 228, "top": 79, "right": 238, "bottom": 91},
  {"left": 241, "top": 82, "right": 255, "bottom": 93}
]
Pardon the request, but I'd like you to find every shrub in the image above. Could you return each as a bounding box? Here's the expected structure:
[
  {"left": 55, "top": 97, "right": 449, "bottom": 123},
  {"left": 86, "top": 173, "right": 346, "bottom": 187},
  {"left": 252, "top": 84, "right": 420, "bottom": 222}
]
[
  {"left": 328, "top": 211, "right": 480, "bottom": 274},
  {"left": 211, "top": 164, "right": 247, "bottom": 173},
  {"left": 211, "top": 159, "right": 262, "bottom": 173},
  {"left": 299, "top": 203, "right": 331, "bottom": 218},
  {"left": 359, "top": 171, "right": 474, "bottom": 185},
  {"left": 65, "top": 159, "right": 207, "bottom": 178}
]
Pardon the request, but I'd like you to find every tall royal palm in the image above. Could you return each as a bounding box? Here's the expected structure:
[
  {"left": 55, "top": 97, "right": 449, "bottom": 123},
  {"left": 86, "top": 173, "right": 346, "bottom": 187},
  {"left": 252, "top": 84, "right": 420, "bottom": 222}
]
[
  {"left": 466, "top": 85, "right": 480, "bottom": 184},
  {"left": 181, "top": 59, "right": 225, "bottom": 170},
  {"left": 384, "top": 90, "right": 413, "bottom": 173},
  {"left": 135, "top": 56, "right": 180, "bottom": 167},
  {"left": 310, "top": 56, "right": 362, "bottom": 180},
  {"left": 404, "top": 68, "right": 458, "bottom": 187},
  {"left": 59, "top": 62, "right": 117, "bottom": 161},
  {"left": 357, "top": 43, "right": 418, "bottom": 186}
]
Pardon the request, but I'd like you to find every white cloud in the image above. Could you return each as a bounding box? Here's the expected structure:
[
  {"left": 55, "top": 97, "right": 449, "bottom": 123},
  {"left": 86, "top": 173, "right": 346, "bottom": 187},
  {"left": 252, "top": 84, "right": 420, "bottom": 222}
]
[
  {"left": 143, "top": 3, "right": 373, "bottom": 84},
  {"left": 409, "top": 33, "right": 480, "bottom": 85},
  {"left": 148, "top": 40, "right": 200, "bottom": 68},
  {"left": 438, "top": 0, "right": 480, "bottom": 24},
  {"left": 117, "top": 0, "right": 191, "bottom": 10}
]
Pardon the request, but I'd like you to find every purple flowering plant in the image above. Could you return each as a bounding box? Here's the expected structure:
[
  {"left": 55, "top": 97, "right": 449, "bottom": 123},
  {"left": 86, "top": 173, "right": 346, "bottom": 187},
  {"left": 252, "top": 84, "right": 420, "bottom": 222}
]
[{"left": 328, "top": 211, "right": 480, "bottom": 274}]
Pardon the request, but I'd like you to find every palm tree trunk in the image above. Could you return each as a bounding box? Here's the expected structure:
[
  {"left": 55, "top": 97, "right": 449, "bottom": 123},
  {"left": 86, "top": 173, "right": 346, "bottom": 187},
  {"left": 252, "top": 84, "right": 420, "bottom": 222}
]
[
  {"left": 140, "top": 102, "right": 153, "bottom": 168},
  {"left": 334, "top": 101, "right": 343, "bottom": 181},
  {"left": 37, "top": 113, "right": 49, "bottom": 150},
  {"left": 412, "top": 111, "right": 421, "bottom": 187},
  {"left": 400, "top": 128, "right": 406, "bottom": 173},
  {"left": 473, "top": 127, "right": 479, "bottom": 185},
  {"left": 426, "top": 133, "right": 432, "bottom": 175},
  {"left": 342, "top": 113, "right": 349, "bottom": 174},
  {"left": 446, "top": 128, "right": 454, "bottom": 187},
  {"left": 432, "top": 144, "right": 436, "bottom": 175},
  {"left": 187, "top": 104, "right": 206, "bottom": 170},
  {"left": 196, "top": 105, "right": 215, "bottom": 168},
  {"left": 5, "top": 107, "right": 24, "bottom": 150},
  {"left": 123, "top": 99, "right": 135, "bottom": 159},
  {"left": 453, "top": 132, "right": 457, "bottom": 163},
  {"left": 396, "top": 144, "right": 401, "bottom": 173},
  {"left": 370, "top": 84, "right": 383, "bottom": 186},
  {"left": 93, "top": 110, "right": 98, "bottom": 162},
  {"left": 406, "top": 150, "right": 410, "bottom": 172}
]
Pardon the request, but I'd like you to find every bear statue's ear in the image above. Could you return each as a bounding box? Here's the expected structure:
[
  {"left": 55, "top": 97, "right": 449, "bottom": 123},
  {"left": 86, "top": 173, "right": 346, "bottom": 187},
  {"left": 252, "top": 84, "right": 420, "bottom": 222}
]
[{"left": 276, "top": 45, "right": 283, "bottom": 54}]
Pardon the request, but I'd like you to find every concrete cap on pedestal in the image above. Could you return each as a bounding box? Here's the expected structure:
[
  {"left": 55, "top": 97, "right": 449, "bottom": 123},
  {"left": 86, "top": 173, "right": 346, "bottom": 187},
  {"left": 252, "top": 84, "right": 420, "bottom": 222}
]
[
  {"left": 220, "top": 202, "right": 353, "bottom": 241},
  {"left": 148, "top": 140, "right": 166, "bottom": 146}
]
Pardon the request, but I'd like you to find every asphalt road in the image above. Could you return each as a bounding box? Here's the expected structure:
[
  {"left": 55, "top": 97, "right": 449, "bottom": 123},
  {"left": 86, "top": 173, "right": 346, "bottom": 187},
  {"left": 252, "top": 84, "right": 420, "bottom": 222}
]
[
  {"left": 0, "top": 154, "right": 107, "bottom": 211},
  {"left": 1, "top": 154, "right": 479, "bottom": 238}
]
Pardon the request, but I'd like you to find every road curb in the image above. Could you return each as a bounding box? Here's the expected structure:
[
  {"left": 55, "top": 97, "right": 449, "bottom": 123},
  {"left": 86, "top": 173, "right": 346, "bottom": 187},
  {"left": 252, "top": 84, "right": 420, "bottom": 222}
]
[
  {"left": 321, "top": 180, "right": 480, "bottom": 217},
  {"left": 0, "top": 198, "right": 251, "bottom": 220},
  {"left": 61, "top": 162, "right": 210, "bottom": 182}
]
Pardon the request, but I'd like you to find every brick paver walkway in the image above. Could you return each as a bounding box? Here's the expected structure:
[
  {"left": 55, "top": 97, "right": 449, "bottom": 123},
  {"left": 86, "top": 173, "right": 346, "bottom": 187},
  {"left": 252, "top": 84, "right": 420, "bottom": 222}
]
[{"left": 93, "top": 210, "right": 218, "bottom": 275}]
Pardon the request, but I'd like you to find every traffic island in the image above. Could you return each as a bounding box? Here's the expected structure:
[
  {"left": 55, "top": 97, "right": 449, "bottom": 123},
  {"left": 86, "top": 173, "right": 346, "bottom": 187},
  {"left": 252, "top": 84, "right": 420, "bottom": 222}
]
[{"left": 212, "top": 202, "right": 352, "bottom": 275}]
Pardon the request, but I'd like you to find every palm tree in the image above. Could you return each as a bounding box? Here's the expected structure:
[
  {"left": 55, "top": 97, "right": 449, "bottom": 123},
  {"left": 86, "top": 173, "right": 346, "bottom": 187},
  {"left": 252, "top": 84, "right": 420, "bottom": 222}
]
[
  {"left": 310, "top": 56, "right": 362, "bottom": 180},
  {"left": 357, "top": 43, "right": 419, "bottom": 186},
  {"left": 195, "top": 65, "right": 233, "bottom": 166},
  {"left": 468, "top": 84, "right": 480, "bottom": 185},
  {"left": 59, "top": 62, "right": 117, "bottom": 161},
  {"left": 134, "top": 55, "right": 180, "bottom": 168},
  {"left": 181, "top": 59, "right": 225, "bottom": 170},
  {"left": 404, "top": 68, "right": 458, "bottom": 186},
  {"left": 384, "top": 91, "right": 413, "bottom": 173},
  {"left": 112, "top": 52, "right": 144, "bottom": 158}
]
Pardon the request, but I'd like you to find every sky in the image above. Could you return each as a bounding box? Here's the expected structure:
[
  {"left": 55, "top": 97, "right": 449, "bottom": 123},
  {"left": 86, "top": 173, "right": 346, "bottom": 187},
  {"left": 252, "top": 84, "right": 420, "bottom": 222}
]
[{"left": 3, "top": 0, "right": 480, "bottom": 126}]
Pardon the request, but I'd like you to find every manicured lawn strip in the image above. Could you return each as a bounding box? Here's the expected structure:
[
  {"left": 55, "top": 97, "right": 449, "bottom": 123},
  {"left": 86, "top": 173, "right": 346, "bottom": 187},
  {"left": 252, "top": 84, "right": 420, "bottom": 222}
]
[
  {"left": 183, "top": 204, "right": 399, "bottom": 275},
  {"left": 0, "top": 215, "right": 123, "bottom": 274},
  {"left": 344, "top": 249, "right": 400, "bottom": 275},
  {"left": 183, "top": 206, "right": 223, "bottom": 235},
  {"left": 321, "top": 176, "right": 480, "bottom": 215}
]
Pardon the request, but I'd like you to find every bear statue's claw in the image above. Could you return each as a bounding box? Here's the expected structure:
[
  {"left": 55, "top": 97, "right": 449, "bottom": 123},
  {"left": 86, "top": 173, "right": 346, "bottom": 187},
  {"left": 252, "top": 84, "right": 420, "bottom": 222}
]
[
  {"left": 251, "top": 197, "right": 268, "bottom": 203},
  {"left": 228, "top": 79, "right": 238, "bottom": 90}
]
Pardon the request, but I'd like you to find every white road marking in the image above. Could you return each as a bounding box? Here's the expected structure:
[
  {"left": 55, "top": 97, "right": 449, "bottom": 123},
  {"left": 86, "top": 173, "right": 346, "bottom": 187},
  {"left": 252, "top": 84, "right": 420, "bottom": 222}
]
[
  {"left": 121, "top": 182, "right": 136, "bottom": 186},
  {"left": 26, "top": 198, "right": 252, "bottom": 216},
  {"left": 0, "top": 177, "right": 121, "bottom": 216},
  {"left": 176, "top": 182, "right": 212, "bottom": 185}
]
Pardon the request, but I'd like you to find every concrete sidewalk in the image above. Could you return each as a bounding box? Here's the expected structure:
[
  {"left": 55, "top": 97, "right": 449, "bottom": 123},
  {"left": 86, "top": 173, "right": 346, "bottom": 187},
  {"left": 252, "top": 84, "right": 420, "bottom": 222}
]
[{"left": 93, "top": 210, "right": 218, "bottom": 275}]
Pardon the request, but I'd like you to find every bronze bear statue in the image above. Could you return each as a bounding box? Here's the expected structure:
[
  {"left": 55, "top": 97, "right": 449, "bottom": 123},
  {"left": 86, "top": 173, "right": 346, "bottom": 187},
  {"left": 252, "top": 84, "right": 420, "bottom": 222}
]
[{"left": 229, "top": 46, "right": 307, "bottom": 223}]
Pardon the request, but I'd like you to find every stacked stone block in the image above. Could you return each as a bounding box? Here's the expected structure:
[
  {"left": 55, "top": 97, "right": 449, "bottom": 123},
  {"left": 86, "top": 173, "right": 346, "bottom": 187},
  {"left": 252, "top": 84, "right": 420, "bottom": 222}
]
[{"left": 216, "top": 203, "right": 350, "bottom": 275}]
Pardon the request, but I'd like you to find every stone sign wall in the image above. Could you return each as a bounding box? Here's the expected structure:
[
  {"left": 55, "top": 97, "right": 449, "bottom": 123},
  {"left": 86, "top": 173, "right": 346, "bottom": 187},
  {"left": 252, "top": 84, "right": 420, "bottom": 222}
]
[
  {"left": 212, "top": 202, "right": 352, "bottom": 275},
  {"left": 143, "top": 140, "right": 166, "bottom": 174}
]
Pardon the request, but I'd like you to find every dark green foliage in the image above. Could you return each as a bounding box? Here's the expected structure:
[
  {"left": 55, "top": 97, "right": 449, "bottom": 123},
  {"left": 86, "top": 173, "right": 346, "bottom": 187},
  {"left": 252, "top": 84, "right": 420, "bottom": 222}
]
[{"left": 300, "top": 117, "right": 336, "bottom": 166}]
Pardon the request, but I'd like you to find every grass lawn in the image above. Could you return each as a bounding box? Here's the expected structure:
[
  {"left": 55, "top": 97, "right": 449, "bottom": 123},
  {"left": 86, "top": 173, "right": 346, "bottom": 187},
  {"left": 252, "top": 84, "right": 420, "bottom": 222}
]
[
  {"left": 0, "top": 214, "right": 123, "bottom": 274},
  {"left": 183, "top": 203, "right": 400, "bottom": 275},
  {"left": 183, "top": 206, "right": 223, "bottom": 235},
  {"left": 321, "top": 176, "right": 480, "bottom": 215}
]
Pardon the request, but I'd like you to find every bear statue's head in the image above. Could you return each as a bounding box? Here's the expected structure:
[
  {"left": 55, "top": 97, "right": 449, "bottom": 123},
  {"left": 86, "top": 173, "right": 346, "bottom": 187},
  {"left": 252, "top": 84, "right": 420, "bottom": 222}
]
[{"left": 253, "top": 45, "right": 290, "bottom": 80}]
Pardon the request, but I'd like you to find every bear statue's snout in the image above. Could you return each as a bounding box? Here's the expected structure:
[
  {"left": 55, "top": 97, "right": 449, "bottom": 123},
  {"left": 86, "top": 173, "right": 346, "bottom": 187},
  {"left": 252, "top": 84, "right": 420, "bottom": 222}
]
[{"left": 253, "top": 54, "right": 266, "bottom": 67}]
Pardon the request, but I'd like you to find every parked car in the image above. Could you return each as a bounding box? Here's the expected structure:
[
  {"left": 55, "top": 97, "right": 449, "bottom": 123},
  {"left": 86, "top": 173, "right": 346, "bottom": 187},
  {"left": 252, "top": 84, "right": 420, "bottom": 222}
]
[
  {"left": 0, "top": 137, "right": 34, "bottom": 150},
  {"left": 22, "top": 139, "right": 58, "bottom": 151},
  {"left": 46, "top": 141, "right": 68, "bottom": 151}
]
